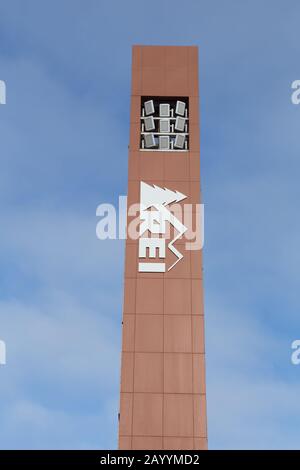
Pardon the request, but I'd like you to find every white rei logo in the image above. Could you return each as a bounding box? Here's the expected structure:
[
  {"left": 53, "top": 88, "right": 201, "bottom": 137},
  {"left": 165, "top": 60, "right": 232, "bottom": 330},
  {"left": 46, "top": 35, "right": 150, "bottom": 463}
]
[{"left": 138, "top": 182, "right": 188, "bottom": 273}]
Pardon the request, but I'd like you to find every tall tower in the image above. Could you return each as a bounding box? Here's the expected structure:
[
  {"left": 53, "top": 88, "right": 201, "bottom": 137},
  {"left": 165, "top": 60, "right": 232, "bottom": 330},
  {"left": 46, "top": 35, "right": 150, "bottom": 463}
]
[{"left": 118, "top": 45, "right": 207, "bottom": 450}]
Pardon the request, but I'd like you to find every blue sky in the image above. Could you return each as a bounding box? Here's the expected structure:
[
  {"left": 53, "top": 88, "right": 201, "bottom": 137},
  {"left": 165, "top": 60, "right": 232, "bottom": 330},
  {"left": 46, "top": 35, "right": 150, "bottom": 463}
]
[{"left": 0, "top": 0, "right": 300, "bottom": 449}]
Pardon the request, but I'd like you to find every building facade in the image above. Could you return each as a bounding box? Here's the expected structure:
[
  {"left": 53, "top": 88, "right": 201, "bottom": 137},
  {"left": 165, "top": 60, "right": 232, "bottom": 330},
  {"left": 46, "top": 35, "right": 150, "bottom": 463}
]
[{"left": 118, "top": 45, "right": 207, "bottom": 450}]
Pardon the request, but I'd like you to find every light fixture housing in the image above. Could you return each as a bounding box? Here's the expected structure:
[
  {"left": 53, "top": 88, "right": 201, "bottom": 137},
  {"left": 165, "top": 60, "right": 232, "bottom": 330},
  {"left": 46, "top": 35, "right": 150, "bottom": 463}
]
[
  {"left": 159, "top": 103, "right": 170, "bottom": 117},
  {"left": 159, "top": 119, "right": 170, "bottom": 133},
  {"left": 175, "top": 116, "right": 186, "bottom": 132},
  {"left": 144, "top": 134, "right": 156, "bottom": 148},
  {"left": 144, "top": 100, "right": 155, "bottom": 115},
  {"left": 144, "top": 116, "right": 155, "bottom": 131},
  {"left": 159, "top": 135, "right": 170, "bottom": 150},
  {"left": 174, "top": 134, "right": 185, "bottom": 149},
  {"left": 140, "top": 97, "right": 189, "bottom": 151},
  {"left": 176, "top": 100, "right": 186, "bottom": 116}
]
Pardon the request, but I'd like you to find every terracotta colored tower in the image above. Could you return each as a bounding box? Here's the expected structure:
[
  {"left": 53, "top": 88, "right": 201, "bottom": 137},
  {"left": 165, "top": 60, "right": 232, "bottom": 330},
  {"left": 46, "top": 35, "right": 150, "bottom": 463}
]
[{"left": 118, "top": 45, "right": 207, "bottom": 450}]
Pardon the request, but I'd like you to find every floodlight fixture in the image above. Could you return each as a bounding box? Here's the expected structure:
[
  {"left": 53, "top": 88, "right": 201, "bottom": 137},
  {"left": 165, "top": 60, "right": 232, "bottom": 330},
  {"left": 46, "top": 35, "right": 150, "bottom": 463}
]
[
  {"left": 144, "top": 133, "right": 156, "bottom": 148},
  {"left": 144, "top": 116, "right": 155, "bottom": 131},
  {"left": 159, "top": 103, "right": 170, "bottom": 117},
  {"left": 176, "top": 100, "right": 186, "bottom": 116},
  {"left": 159, "top": 119, "right": 170, "bottom": 133},
  {"left": 144, "top": 100, "right": 155, "bottom": 115},
  {"left": 174, "top": 134, "right": 185, "bottom": 149},
  {"left": 175, "top": 116, "right": 186, "bottom": 132},
  {"left": 159, "top": 135, "right": 170, "bottom": 150}
]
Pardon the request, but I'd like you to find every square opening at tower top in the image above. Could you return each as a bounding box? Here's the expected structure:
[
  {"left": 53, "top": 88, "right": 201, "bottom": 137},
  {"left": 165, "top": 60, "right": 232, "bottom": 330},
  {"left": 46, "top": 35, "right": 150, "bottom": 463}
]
[{"left": 140, "top": 97, "right": 189, "bottom": 152}]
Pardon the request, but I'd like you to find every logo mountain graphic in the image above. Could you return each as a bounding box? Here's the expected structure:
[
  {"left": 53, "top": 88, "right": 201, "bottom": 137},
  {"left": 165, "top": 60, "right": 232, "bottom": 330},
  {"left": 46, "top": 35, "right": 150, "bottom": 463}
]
[
  {"left": 139, "top": 182, "right": 188, "bottom": 271},
  {"left": 140, "top": 182, "right": 187, "bottom": 210}
]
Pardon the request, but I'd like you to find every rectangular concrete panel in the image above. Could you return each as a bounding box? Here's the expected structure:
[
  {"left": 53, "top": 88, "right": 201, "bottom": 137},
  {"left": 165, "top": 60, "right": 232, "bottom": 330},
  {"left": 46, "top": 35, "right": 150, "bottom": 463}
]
[{"left": 119, "top": 45, "right": 208, "bottom": 450}]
